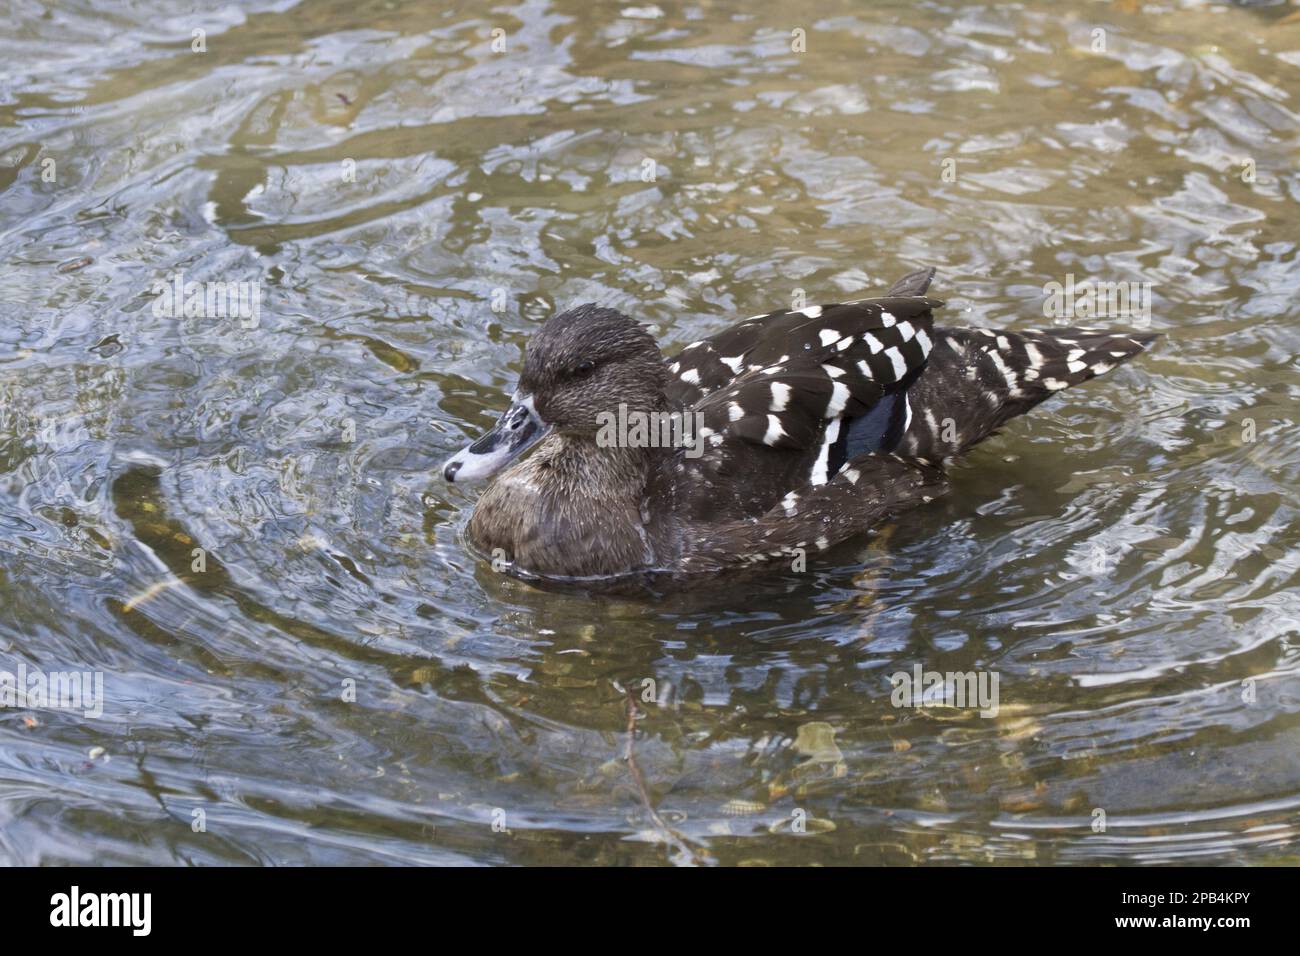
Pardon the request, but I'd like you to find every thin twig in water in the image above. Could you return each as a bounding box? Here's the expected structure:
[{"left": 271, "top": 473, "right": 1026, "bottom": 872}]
[{"left": 623, "top": 690, "right": 707, "bottom": 865}]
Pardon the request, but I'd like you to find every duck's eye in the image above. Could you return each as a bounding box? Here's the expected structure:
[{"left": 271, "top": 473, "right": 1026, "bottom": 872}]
[{"left": 573, "top": 360, "right": 596, "bottom": 378}]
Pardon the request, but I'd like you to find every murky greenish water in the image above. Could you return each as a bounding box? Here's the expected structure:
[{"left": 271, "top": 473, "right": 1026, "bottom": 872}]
[{"left": 1, "top": 0, "right": 1298, "bottom": 866}]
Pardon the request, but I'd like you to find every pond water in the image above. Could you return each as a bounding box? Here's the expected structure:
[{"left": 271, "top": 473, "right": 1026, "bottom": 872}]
[{"left": 1, "top": 0, "right": 1298, "bottom": 865}]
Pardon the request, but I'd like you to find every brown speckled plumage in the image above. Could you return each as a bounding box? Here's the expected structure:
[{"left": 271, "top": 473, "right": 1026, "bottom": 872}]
[{"left": 446, "top": 272, "right": 1156, "bottom": 590}]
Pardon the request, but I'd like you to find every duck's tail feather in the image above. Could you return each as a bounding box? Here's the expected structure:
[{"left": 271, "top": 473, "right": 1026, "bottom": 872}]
[
  {"left": 899, "top": 325, "right": 1157, "bottom": 461},
  {"left": 886, "top": 266, "right": 936, "bottom": 297}
]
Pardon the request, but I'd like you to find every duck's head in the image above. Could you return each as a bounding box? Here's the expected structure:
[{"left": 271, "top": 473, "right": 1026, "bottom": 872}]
[{"left": 442, "top": 304, "right": 666, "bottom": 482}]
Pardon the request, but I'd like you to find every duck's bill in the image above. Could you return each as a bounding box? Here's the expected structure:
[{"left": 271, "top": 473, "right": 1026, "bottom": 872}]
[{"left": 442, "top": 393, "right": 550, "bottom": 483}]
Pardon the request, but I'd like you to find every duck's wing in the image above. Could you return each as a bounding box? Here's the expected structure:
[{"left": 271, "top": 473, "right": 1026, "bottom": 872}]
[
  {"left": 664, "top": 296, "right": 943, "bottom": 407},
  {"left": 664, "top": 297, "right": 940, "bottom": 521}
]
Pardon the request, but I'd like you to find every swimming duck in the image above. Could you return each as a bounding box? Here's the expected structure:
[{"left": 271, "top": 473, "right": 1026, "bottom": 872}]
[{"left": 442, "top": 268, "right": 1155, "bottom": 587}]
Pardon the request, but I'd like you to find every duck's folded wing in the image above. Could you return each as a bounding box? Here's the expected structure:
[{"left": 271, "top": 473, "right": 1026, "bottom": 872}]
[
  {"left": 692, "top": 297, "right": 938, "bottom": 450},
  {"left": 666, "top": 300, "right": 939, "bottom": 522},
  {"left": 665, "top": 297, "right": 943, "bottom": 406},
  {"left": 678, "top": 453, "right": 949, "bottom": 573}
]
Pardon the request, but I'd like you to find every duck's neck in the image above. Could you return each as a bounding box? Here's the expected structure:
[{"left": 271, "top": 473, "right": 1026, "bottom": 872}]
[
  {"left": 467, "top": 433, "right": 659, "bottom": 578},
  {"left": 540, "top": 432, "right": 652, "bottom": 494}
]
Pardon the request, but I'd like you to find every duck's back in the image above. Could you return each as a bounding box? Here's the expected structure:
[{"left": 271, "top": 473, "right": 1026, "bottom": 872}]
[
  {"left": 661, "top": 294, "right": 938, "bottom": 522},
  {"left": 652, "top": 269, "right": 1155, "bottom": 564}
]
